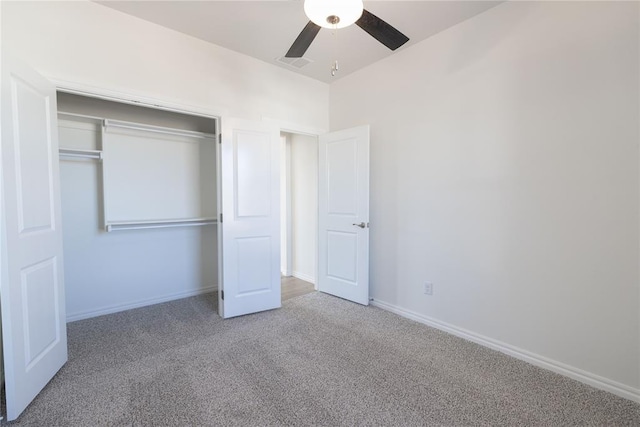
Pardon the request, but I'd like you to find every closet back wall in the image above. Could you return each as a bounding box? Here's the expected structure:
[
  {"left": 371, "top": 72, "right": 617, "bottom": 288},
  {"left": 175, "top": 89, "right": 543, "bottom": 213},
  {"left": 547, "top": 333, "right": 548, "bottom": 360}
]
[{"left": 58, "top": 93, "right": 218, "bottom": 322}]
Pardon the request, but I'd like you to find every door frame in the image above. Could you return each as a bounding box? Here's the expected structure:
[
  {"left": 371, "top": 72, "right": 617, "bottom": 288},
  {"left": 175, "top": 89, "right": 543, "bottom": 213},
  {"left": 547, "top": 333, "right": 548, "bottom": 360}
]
[
  {"left": 53, "top": 80, "right": 225, "bottom": 307},
  {"left": 264, "top": 118, "right": 327, "bottom": 291},
  {"left": 279, "top": 131, "right": 320, "bottom": 288},
  {"left": 51, "top": 79, "right": 227, "bottom": 120},
  {"left": 280, "top": 134, "right": 292, "bottom": 277}
]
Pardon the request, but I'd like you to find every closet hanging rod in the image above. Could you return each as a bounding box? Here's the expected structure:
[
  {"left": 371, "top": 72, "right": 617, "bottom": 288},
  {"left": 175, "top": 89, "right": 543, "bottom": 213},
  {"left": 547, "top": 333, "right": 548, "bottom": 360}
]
[
  {"left": 105, "top": 218, "right": 218, "bottom": 232},
  {"left": 59, "top": 148, "right": 103, "bottom": 160},
  {"left": 103, "top": 119, "right": 216, "bottom": 140}
]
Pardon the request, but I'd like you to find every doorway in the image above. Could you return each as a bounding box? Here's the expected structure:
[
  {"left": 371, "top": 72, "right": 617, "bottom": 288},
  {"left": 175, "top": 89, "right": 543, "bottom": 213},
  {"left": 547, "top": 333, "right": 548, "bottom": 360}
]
[{"left": 280, "top": 132, "right": 318, "bottom": 301}]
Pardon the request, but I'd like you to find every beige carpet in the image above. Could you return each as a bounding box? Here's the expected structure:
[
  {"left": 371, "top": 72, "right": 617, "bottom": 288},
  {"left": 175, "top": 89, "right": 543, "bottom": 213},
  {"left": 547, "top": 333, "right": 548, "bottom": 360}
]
[{"left": 5, "top": 292, "right": 640, "bottom": 426}]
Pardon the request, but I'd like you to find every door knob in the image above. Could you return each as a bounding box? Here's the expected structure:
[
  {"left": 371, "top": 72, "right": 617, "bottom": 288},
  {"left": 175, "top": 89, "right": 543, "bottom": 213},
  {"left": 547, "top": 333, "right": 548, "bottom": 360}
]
[{"left": 352, "top": 222, "right": 366, "bottom": 229}]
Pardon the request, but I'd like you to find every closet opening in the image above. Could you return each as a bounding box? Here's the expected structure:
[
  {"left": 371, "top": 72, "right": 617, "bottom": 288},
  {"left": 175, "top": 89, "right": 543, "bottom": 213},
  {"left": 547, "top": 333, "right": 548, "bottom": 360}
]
[
  {"left": 280, "top": 132, "right": 318, "bottom": 301},
  {"left": 56, "top": 92, "right": 220, "bottom": 322}
]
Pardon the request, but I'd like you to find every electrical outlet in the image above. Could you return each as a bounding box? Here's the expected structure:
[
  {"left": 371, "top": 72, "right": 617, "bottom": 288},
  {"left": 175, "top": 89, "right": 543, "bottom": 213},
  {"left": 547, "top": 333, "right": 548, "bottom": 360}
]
[{"left": 424, "top": 282, "right": 433, "bottom": 296}]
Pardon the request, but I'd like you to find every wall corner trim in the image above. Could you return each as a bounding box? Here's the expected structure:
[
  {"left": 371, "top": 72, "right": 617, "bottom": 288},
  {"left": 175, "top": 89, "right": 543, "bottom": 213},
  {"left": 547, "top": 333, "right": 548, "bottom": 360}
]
[{"left": 370, "top": 298, "right": 640, "bottom": 403}]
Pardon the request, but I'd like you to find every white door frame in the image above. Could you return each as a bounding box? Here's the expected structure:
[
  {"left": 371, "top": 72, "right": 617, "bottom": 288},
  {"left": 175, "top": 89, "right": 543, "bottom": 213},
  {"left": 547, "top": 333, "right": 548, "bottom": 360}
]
[
  {"left": 280, "top": 134, "right": 293, "bottom": 277},
  {"left": 52, "top": 83, "right": 223, "bottom": 285},
  {"left": 51, "top": 79, "right": 227, "bottom": 120},
  {"left": 264, "top": 119, "right": 327, "bottom": 290}
]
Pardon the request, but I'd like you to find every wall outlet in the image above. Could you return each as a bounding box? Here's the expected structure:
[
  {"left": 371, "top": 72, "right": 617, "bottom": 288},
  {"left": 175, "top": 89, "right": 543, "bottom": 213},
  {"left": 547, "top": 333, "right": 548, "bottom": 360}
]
[{"left": 424, "top": 282, "right": 433, "bottom": 296}]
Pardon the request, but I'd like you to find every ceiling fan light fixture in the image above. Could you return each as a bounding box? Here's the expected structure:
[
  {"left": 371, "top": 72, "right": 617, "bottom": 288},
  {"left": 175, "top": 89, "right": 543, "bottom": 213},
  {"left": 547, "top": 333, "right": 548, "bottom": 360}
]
[{"left": 304, "top": 0, "right": 364, "bottom": 29}]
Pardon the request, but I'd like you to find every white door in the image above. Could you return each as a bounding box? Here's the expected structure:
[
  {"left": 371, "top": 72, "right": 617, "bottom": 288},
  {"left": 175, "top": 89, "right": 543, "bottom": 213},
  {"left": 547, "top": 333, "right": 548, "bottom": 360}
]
[
  {"left": 318, "top": 125, "right": 370, "bottom": 305},
  {"left": 219, "top": 119, "right": 281, "bottom": 318},
  {"left": 1, "top": 56, "right": 68, "bottom": 421}
]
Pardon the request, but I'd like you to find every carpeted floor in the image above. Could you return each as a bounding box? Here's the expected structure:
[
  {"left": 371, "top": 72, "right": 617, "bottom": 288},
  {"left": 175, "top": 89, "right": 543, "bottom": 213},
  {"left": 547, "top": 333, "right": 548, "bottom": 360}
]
[{"left": 5, "top": 292, "right": 640, "bottom": 426}]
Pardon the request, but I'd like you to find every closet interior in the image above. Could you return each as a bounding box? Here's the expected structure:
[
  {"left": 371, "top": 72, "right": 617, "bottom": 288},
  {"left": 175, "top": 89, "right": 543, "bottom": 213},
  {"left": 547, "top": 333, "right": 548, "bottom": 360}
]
[{"left": 56, "top": 93, "right": 219, "bottom": 321}]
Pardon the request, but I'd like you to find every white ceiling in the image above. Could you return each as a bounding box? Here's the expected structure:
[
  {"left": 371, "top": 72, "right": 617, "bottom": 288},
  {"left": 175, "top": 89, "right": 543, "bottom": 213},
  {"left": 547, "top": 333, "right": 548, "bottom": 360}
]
[{"left": 96, "top": 1, "right": 502, "bottom": 83}]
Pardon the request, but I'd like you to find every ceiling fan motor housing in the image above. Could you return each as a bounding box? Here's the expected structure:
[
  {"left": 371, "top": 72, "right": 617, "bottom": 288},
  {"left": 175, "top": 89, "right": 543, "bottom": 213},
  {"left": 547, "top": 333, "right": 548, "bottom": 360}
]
[{"left": 304, "top": 0, "right": 364, "bottom": 29}]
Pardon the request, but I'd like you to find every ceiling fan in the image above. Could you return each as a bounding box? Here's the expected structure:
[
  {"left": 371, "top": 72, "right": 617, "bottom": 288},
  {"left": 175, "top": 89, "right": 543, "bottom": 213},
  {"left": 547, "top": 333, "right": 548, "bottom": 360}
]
[{"left": 285, "top": 0, "right": 410, "bottom": 59}]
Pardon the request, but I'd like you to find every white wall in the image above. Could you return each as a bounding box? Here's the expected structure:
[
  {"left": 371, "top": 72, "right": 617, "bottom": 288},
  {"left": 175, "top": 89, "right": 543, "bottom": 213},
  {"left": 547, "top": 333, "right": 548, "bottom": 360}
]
[
  {"left": 1, "top": 1, "right": 328, "bottom": 128},
  {"left": 330, "top": 1, "right": 640, "bottom": 397},
  {"left": 1, "top": 0, "right": 329, "bottom": 319},
  {"left": 290, "top": 133, "right": 318, "bottom": 283}
]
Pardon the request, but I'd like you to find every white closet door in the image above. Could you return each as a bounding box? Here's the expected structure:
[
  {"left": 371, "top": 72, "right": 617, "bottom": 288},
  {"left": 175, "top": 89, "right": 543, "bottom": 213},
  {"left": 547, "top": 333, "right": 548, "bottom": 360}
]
[
  {"left": 318, "top": 125, "right": 370, "bottom": 305},
  {"left": 219, "top": 119, "right": 281, "bottom": 318},
  {"left": 1, "top": 55, "right": 68, "bottom": 421}
]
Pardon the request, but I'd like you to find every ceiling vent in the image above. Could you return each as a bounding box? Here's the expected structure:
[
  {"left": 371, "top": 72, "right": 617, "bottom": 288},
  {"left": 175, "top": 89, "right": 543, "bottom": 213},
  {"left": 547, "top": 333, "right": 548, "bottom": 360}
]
[{"left": 276, "top": 56, "right": 314, "bottom": 69}]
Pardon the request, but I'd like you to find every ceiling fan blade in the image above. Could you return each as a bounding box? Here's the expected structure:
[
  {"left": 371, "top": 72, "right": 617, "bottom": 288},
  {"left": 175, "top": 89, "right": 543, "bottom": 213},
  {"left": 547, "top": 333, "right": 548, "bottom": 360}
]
[
  {"left": 356, "top": 9, "right": 409, "bottom": 51},
  {"left": 286, "top": 21, "right": 322, "bottom": 58}
]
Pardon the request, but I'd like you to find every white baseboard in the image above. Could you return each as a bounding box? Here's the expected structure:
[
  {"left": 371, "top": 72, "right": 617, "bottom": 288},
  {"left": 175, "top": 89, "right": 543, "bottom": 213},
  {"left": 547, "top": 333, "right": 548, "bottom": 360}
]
[
  {"left": 370, "top": 298, "right": 640, "bottom": 403},
  {"left": 66, "top": 285, "right": 218, "bottom": 323},
  {"left": 292, "top": 271, "right": 316, "bottom": 284}
]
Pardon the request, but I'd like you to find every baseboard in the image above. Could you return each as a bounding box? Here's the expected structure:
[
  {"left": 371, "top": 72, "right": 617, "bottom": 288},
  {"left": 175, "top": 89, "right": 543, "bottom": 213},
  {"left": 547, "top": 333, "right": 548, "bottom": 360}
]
[
  {"left": 66, "top": 285, "right": 218, "bottom": 323},
  {"left": 292, "top": 271, "right": 316, "bottom": 284},
  {"left": 370, "top": 298, "right": 640, "bottom": 403}
]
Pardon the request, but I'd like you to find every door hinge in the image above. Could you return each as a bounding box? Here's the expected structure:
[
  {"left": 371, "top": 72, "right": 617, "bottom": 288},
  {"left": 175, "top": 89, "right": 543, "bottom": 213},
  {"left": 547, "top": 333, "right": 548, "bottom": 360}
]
[
  {"left": 221, "top": 290, "right": 224, "bottom": 300},
  {"left": 218, "top": 134, "right": 222, "bottom": 144},
  {"left": 220, "top": 213, "right": 223, "bottom": 223}
]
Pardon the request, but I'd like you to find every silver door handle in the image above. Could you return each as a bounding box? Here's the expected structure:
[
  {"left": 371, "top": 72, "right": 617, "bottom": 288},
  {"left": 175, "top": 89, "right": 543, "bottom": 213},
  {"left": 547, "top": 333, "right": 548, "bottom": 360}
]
[{"left": 352, "top": 222, "right": 366, "bottom": 229}]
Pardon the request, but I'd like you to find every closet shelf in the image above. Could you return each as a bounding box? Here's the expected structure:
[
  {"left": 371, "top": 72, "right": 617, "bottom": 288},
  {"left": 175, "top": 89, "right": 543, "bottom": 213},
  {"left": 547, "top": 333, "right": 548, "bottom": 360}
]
[
  {"left": 59, "top": 148, "right": 103, "bottom": 160},
  {"left": 104, "top": 119, "right": 216, "bottom": 140},
  {"left": 105, "top": 217, "right": 218, "bottom": 232}
]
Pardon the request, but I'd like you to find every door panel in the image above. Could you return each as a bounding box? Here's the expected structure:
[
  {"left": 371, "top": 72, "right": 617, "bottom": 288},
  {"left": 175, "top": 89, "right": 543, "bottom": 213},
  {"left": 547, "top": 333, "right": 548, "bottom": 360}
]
[
  {"left": 318, "top": 126, "right": 370, "bottom": 305},
  {"left": 327, "top": 139, "right": 358, "bottom": 215},
  {"left": 327, "top": 231, "right": 358, "bottom": 282},
  {"left": 236, "top": 236, "right": 272, "bottom": 294},
  {"left": 220, "top": 119, "right": 280, "bottom": 318},
  {"left": 21, "top": 258, "right": 62, "bottom": 370},
  {"left": 1, "top": 55, "right": 68, "bottom": 421},
  {"left": 235, "top": 133, "right": 272, "bottom": 217}
]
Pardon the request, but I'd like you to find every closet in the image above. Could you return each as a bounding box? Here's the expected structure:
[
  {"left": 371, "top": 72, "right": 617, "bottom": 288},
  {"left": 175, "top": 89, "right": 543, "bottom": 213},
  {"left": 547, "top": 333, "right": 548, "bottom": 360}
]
[
  {"left": 56, "top": 93, "right": 219, "bottom": 321},
  {"left": 2, "top": 61, "right": 285, "bottom": 421}
]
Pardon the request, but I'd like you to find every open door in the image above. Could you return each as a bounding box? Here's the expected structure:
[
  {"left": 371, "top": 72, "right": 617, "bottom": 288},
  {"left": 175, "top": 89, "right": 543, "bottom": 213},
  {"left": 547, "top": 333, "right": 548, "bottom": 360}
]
[
  {"left": 219, "top": 119, "right": 281, "bottom": 318},
  {"left": 318, "top": 125, "right": 370, "bottom": 305},
  {"left": 1, "top": 55, "right": 68, "bottom": 421}
]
